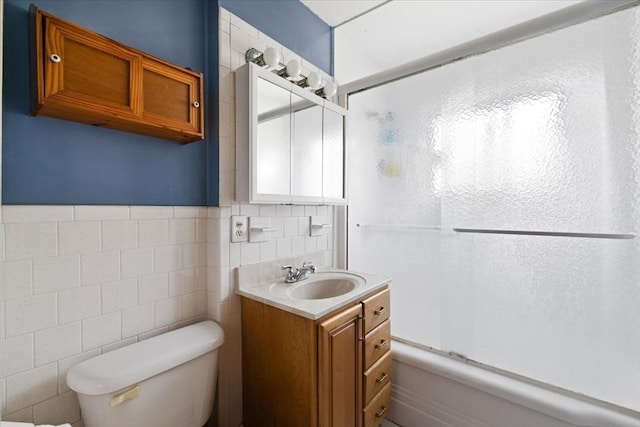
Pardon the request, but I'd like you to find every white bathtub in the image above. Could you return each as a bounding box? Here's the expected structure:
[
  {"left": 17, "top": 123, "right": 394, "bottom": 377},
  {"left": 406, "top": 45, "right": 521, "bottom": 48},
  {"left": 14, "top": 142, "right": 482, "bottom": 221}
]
[{"left": 388, "top": 340, "right": 640, "bottom": 427}]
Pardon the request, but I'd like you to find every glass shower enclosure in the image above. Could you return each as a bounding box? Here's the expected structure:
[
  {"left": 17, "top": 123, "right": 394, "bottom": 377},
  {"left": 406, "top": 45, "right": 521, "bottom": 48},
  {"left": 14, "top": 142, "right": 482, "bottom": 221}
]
[{"left": 347, "top": 5, "right": 640, "bottom": 411}]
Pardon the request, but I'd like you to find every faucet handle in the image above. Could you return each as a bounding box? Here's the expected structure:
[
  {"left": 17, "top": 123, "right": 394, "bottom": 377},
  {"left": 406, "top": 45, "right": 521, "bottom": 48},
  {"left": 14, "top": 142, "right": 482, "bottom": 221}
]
[
  {"left": 281, "top": 265, "right": 294, "bottom": 271},
  {"left": 302, "top": 260, "right": 316, "bottom": 272}
]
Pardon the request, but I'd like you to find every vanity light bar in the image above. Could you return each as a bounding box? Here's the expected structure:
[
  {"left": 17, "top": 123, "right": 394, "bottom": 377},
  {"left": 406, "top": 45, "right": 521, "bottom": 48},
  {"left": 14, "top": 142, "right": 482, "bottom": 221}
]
[{"left": 245, "top": 47, "right": 338, "bottom": 98}]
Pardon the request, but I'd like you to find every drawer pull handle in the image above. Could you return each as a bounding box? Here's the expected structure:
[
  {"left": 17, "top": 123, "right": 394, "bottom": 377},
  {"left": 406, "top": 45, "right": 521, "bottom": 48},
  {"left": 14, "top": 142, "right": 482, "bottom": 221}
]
[
  {"left": 50, "top": 54, "right": 61, "bottom": 63},
  {"left": 192, "top": 101, "right": 200, "bottom": 108},
  {"left": 375, "top": 406, "right": 388, "bottom": 418},
  {"left": 375, "top": 372, "right": 388, "bottom": 384},
  {"left": 375, "top": 339, "right": 387, "bottom": 349},
  {"left": 374, "top": 307, "right": 386, "bottom": 316}
]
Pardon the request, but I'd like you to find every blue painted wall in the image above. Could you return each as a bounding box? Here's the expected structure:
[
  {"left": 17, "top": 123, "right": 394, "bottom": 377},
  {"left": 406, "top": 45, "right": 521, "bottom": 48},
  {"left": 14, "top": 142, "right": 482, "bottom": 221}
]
[
  {"left": 2, "top": 0, "right": 330, "bottom": 206},
  {"left": 219, "top": 0, "right": 332, "bottom": 75}
]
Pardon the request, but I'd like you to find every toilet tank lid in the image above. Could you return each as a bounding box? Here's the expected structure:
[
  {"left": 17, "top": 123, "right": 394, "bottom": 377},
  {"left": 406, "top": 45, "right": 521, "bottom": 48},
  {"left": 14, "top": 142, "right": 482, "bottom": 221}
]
[{"left": 66, "top": 320, "right": 224, "bottom": 395}]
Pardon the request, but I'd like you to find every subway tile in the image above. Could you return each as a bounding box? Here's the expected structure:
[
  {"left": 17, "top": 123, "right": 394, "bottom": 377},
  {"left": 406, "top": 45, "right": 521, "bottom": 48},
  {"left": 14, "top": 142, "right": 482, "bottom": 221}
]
[
  {"left": 33, "top": 390, "right": 81, "bottom": 426},
  {"left": 58, "top": 221, "right": 101, "bottom": 255},
  {"left": 183, "top": 290, "right": 207, "bottom": 320},
  {"left": 291, "top": 205, "right": 305, "bottom": 217},
  {"left": 57, "top": 349, "right": 100, "bottom": 394},
  {"left": 101, "top": 336, "right": 137, "bottom": 353},
  {"left": 155, "top": 297, "right": 183, "bottom": 328},
  {"left": 229, "top": 242, "right": 241, "bottom": 267},
  {"left": 130, "top": 206, "right": 173, "bottom": 219},
  {"left": 195, "top": 218, "right": 208, "bottom": 243},
  {"left": 298, "top": 217, "right": 310, "bottom": 236},
  {"left": 138, "top": 273, "right": 169, "bottom": 305},
  {"left": 304, "top": 206, "right": 318, "bottom": 216},
  {"left": 82, "top": 312, "right": 121, "bottom": 351},
  {"left": 240, "top": 242, "right": 260, "bottom": 265},
  {"left": 5, "top": 293, "right": 57, "bottom": 337},
  {"left": 195, "top": 267, "right": 207, "bottom": 291},
  {"left": 81, "top": 251, "right": 120, "bottom": 285},
  {"left": 138, "top": 219, "right": 169, "bottom": 247},
  {"left": 3, "top": 406, "right": 34, "bottom": 423},
  {"left": 35, "top": 323, "right": 82, "bottom": 366},
  {"left": 122, "top": 303, "right": 155, "bottom": 338},
  {"left": 1, "top": 334, "right": 34, "bottom": 377},
  {"left": 121, "top": 247, "right": 154, "bottom": 278},
  {"left": 1, "top": 223, "right": 5, "bottom": 262},
  {"left": 305, "top": 236, "right": 318, "bottom": 254},
  {"left": 5, "top": 363, "right": 58, "bottom": 414},
  {"left": 169, "top": 219, "right": 196, "bottom": 244},
  {"left": 169, "top": 269, "right": 196, "bottom": 297},
  {"left": 239, "top": 204, "right": 260, "bottom": 217},
  {"left": 173, "top": 206, "right": 207, "bottom": 218},
  {"left": 2, "top": 260, "right": 33, "bottom": 300},
  {"left": 4, "top": 222, "right": 57, "bottom": 261},
  {"left": 101, "top": 278, "right": 138, "bottom": 313},
  {"left": 276, "top": 238, "right": 292, "bottom": 258},
  {"left": 154, "top": 245, "right": 183, "bottom": 273},
  {"left": 74, "top": 206, "right": 129, "bottom": 221},
  {"left": 33, "top": 255, "right": 80, "bottom": 294},
  {"left": 183, "top": 243, "right": 207, "bottom": 268},
  {"left": 259, "top": 239, "right": 277, "bottom": 262},
  {"left": 58, "top": 285, "right": 100, "bottom": 324},
  {"left": 102, "top": 220, "right": 138, "bottom": 251},
  {"left": 317, "top": 234, "right": 329, "bottom": 251},
  {"left": 291, "top": 237, "right": 305, "bottom": 256},
  {"left": 2, "top": 205, "right": 74, "bottom": 223},
  {"left": 284, "top": 217, "right": 298, "bottom": 237},
  {"left": 138, "top": 326, "right": 169, "bottom": 342}
]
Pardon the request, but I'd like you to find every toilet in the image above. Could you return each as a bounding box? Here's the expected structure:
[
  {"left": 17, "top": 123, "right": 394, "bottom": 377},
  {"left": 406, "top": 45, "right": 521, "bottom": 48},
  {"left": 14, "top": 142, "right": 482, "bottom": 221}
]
[{"left": 66, "top": 320, "right": 224, "bottom": 427}]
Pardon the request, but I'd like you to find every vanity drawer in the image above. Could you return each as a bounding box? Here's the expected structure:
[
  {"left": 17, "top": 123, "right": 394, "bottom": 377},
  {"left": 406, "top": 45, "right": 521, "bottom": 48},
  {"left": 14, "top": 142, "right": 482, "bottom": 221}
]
[
  {"left": 362, "top": 288, "right": 390, "bottom": 334},
  {"left": 364, "top": 351, "right": 392, "bottom": 406},
  {"left": 364, "top": 320, "right": 390, "bottom": 370},
  {"left": 363, "top": 382, "right": 391, "bottom": 427}
]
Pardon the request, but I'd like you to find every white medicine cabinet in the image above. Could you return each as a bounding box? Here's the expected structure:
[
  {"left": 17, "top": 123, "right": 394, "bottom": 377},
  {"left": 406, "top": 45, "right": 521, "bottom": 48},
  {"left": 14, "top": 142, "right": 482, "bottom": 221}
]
[{"left": 236, "top": 62, "right": 347, "bottom": 205}]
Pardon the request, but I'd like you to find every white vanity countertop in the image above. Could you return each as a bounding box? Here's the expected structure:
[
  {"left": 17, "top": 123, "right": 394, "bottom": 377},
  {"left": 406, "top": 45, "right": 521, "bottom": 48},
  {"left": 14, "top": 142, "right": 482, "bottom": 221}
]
[{"left": 237, "top": 269, "right": 391, "bottom": 320}]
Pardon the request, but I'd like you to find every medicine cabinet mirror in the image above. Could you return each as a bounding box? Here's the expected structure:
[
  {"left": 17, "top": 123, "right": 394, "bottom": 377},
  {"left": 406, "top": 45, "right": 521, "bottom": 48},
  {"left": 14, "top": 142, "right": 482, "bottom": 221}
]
[{"left": 236, "top": 62, "right": 347, "bottom": 205}]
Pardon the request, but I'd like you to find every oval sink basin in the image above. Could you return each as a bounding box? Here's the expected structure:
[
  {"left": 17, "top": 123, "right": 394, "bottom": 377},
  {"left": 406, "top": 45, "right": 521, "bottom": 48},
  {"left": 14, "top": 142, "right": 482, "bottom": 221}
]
[
  {"left": 289, "top": 278, "right": 357, "bottom": 300},
  {"left": 268, "top": 271, "right": 366, "bottom": 301}
]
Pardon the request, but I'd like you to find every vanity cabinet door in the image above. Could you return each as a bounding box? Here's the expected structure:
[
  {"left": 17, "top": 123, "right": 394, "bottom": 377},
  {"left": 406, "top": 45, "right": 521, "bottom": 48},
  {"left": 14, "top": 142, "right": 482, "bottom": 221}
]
[{"left": 318, "top": 304, "right": 363, "bottom": 427}]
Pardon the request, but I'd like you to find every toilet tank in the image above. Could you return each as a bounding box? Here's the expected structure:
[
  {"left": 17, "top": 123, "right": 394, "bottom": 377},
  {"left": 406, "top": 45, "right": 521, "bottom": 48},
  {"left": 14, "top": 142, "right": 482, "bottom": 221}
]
[{"left": 67, "top": 321, "right": 224, "bottom": 427}]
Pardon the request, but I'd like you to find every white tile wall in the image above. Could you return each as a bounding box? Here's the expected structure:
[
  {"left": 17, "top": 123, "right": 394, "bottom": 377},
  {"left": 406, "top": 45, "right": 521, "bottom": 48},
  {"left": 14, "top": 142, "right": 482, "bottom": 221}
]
[{"left": 0, "top": 205, "right": 209, "bottom": 424}]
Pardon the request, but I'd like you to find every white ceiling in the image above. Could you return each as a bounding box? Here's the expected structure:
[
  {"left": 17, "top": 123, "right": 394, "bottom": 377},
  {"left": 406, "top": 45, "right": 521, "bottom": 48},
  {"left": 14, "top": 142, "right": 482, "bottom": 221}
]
[{"left": 300, "top": 0, "right": 387, "bottom": 27}]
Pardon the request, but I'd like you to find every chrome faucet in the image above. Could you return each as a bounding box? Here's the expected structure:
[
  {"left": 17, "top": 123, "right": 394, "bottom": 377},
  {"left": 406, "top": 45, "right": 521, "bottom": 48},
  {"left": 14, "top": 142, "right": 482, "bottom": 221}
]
[{"left": 282, "top": 261, "right": 316, "bottom": 283}]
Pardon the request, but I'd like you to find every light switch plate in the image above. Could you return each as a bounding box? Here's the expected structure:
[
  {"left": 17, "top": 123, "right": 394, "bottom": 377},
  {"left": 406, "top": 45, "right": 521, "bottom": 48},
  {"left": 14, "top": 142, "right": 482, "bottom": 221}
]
[{"left": 231, "top": 215, "right": 248, "bottom": 242}]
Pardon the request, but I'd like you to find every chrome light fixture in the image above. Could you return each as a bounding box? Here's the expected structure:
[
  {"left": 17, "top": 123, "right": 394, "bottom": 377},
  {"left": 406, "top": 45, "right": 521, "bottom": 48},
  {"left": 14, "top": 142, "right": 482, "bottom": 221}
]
[{"left": 245, "top": 47, "right": 338, "bottom": 99}]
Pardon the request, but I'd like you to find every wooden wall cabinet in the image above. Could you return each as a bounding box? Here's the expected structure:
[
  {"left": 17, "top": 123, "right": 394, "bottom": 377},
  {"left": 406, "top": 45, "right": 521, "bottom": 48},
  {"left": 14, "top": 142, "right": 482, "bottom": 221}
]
[
  {"left": 241, "top": 286, "right": 391, "bottom": 427},
  {"left": 29, "top": 6, "right": 204, "bottom": 144}
]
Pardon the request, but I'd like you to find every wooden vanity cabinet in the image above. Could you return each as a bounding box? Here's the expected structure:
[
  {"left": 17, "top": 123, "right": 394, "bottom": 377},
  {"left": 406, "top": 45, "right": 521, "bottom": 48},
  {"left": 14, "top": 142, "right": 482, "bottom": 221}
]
[
  {"left": 241, "top": 286, "right": 391, "bottom": 427},
  {"left": 29, "top": 6, "right": 204, "bottom": 143}
]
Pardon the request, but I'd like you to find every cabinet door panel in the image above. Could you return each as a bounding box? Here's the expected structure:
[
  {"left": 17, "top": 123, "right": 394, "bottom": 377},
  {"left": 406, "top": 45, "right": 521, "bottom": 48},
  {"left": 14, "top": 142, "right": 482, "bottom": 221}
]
[
  {"left": 44, "top": 18, "right": 140, "bottom": 117},
  {"left": 319, "top": 304, "right": 363, "bottom": 427},
  {"left": 142, "top": 59, "right": 202, "bottom": 134},
  {"left": 292, "top": 98, "right": 323, "bottom": 198},
  {"left": 323, "top": 107, "right": 345, "bottom": 199}
]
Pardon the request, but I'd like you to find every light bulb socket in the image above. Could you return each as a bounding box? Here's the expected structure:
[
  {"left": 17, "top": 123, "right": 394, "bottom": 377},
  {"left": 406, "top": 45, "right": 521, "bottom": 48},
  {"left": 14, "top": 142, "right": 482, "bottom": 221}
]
[{"left": 316, "top": 81, "right": 337, "bottom": 99}]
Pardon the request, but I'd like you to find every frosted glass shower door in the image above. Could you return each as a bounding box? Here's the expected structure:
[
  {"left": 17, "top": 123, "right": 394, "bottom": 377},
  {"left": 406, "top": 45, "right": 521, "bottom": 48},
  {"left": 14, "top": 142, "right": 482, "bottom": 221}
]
[{"left": 347, "top": 5, "right": 640, "bottom": 411}]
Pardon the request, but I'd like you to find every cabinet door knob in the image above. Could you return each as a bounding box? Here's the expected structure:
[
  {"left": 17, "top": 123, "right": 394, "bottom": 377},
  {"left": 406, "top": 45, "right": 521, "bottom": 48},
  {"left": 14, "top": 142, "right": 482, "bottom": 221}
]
[
  {"left": 375, "top": 372, "right": 388, "bottom": 384},
  {"left": 374, "top": 306, "right": 386, "bottom": 316},
  {"left": 375, "top": 339, "right": 387, "bottom": 349},
  {"left": 49, "top": 54, "right": 61, "bottom": 63},
  {"left": 192, "top": 101, "right": 200, "bottom": 108}
]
